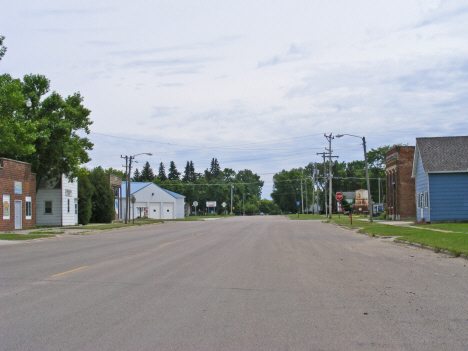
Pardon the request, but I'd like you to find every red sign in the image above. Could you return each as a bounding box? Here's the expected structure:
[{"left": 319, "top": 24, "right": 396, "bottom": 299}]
[{"left": 335, "top": 192, "right": 343, "bottom": 201}]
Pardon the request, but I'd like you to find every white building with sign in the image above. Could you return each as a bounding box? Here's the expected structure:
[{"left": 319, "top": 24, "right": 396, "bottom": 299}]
[
  {"left": 120, "top": 182, "right": 185, "bottom": 220},
  {"left": 36, "top": 175, "right": 78, "bottom": 226}
]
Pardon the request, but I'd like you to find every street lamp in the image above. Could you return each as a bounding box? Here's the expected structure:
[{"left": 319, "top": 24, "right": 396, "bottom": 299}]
[{"left": 336, "top": 134, "right": 373, "bottom": 222}]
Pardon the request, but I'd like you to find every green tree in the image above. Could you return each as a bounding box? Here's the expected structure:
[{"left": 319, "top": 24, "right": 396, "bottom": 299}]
[
  {"left": 210, "top": 158, "right": 221, "bottom": 179},
  {"left": 77, "top": 170, "right": 93, "bottom": 225},
  {"left": 271, "top": 169, "right": 303, "bottom": 212},
  {"left": 21, "top": 74, "right": 93, "bottom": 191},
  {"left": 0, "top": 35, "right": 6, "bottom": 61},
  {"left": 88, "top": 166, "right": 115, "bottom": 223},
  {"left": 104, "top": 167, "right": 125, "bottom": 180},
  {"left": 132, "top": 168, "right": 141, "bottom": 181},
  {"left": 168, "top": 161, "right": 180, "bottom": 180},
  {"left": 140, "top": 161, "right": 154, "bottom": 182},
  {"left": 158, "top": 162, "right": 167, "bottom": 181},
  {"left": 182, "top": 161, "right": 191, "bottom": 183},
  {"left": 0, "top": 74, "right": 37, "bottom": 159}
]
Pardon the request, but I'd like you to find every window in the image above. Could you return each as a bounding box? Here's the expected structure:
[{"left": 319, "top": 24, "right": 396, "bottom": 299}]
[
  {"left": 67, "top": 199, "right": 70, "bottom": 213},
  {"left": 45, "top": 201, "right": 52, "bottom": 214},
  {"left": 424, "top": 192, "right": 428, "bottom": 208},
  {"left": 25, "top": 196, "right": 32, "bottom": 219},
  {"left": 75, "top": 203, "right": 78, "bottom": 214}
]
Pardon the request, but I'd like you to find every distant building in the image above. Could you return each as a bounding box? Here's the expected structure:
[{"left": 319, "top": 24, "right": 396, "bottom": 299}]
[
  {"left": 120, "top": 182, "right": 185, "bottom": 220},
  {"left": 36, "top": 175, "right": 78, "bottom": 226},
  {"left": 0, "top": 158, "right": 36, "bottom": 231},
  {"left": 385, "top": 146, "right": 416, "bottom": 220},
  {"left": 412, "top": 136, "right": 468, "bottom": 223}
]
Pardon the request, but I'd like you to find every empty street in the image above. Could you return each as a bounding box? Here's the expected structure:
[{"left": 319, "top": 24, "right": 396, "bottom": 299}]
[{"left": 1, "top": 216, "right": 467, "bottom": 350}]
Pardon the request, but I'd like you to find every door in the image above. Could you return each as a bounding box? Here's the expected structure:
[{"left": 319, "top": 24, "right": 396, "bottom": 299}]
[
  {"left": 15, "top": 200, "right": 22, "bottom": 229},
  {"left": 163, "top": 202, "right": 174, "bottom": 219},
  {"left": 149, "top": 203, "right": 160, "bottom": 219}
]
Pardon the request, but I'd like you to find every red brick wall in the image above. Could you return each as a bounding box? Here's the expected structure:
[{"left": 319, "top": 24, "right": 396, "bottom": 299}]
[
  {"left": 0, "top": 158, "right": 37, "bottom": 231},
  {"left": 385, "top": 147, "right": 416, "bottom": 219}
]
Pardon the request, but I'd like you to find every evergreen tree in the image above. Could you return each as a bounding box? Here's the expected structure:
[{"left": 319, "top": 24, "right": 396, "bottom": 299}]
[
  {"left": 77, "top": 170, "right": 93, "bottom": 225},
  {"left": 168, "top": 161, "right": 180, "bottom": 180},
  {"left": 189, "top": 161, "right": 196, "bottom": 182},
  {"left": 88, "top": 166, "right": 115, "bottom": 223},
  {"left": 140, "top": 161, "right": 155, "bottom": 182},
  {"left": 210, "top": 158, "right": 221, "bottom": 179},
  {"left": 158, "top": 162, "right": 167, "bottom": 181},
  {"left": 132, "top": 168, "right": 141, "bottom": 181},
  {"left": 182, "top": 161, "right": 191, "bottom": 183}
]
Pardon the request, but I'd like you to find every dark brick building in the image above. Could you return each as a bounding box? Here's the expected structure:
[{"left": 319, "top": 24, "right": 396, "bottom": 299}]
[
  {"left": 385, "top": 146, "right": 416, "bottom": 220},
  {"left": 0, "top": 158, "right": 37, "bottom": 231}
]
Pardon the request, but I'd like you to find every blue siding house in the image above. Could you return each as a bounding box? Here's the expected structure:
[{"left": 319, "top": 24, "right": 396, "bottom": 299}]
[{"left": 411, "top": 136, "right": 468, "bottom": 223}]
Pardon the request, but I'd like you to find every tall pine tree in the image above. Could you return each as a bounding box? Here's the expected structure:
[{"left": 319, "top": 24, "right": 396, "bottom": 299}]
[
  {"left": 183, "top": 161, "right": 191, "bottom": 183},
  {"left": 132, "top": 168, "right": 141, "bottom": 181},
  {"left": 189, "top": 161, "right": 196, "bottom": 182},
  {"left": 210, "top": 158, "right": 221, "bottom": 179},
  {"left": 140, "top": 161, "right": 154, "bottom": 182},
  {"left": 168, "top": 161, "right": 180, "bottom": 180},
  {"left": 158, "top": 162, "right": 167, "bottom": 181}
]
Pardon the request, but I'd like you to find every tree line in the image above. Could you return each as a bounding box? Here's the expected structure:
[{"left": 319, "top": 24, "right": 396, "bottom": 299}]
[{"left": 271, "top": 145, "right": 395, "bottom": 213}]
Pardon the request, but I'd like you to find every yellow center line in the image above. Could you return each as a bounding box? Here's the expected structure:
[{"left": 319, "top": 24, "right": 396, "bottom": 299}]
[
  {"left": 156, "top": 233, "right": 204, "bottom": 249},
  {"left": 50, "top": 266, "right": 89, "bottom": 277}
]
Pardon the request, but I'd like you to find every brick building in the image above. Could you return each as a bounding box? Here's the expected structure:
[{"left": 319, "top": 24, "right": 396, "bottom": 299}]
[
  {"left": 0, "top": 158, "right": 37, "bottom": 231},
  {"left": 385, "top": 146, "right": 416, "bottom": 220}
]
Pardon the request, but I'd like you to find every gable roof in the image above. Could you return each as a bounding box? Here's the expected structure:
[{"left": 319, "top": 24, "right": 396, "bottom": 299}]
[
  {"left": 413, "top": 136, "right": 468, "bottom": 175},
  {"left": 121, "top": 181, "right": 184, "bottom": 198}
]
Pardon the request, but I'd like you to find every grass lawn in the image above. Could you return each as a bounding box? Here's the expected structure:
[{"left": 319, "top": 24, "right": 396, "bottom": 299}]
[
  {"left": 0, "top": 233, "right": 55, "bottom": 240},
  {"left": 287, "top": 214, "right": 328, "bottom": 220},
  {"left": 329, "top": 216, "right": 468, "bottom": 257},
  {"left": 415, "top": 223, "right": 468, "bottom": 233}
]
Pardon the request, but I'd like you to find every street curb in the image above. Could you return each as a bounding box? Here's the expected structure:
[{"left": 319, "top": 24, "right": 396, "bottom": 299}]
[{"left": 394, "top": 239, "right": 468, "bottom": 260}]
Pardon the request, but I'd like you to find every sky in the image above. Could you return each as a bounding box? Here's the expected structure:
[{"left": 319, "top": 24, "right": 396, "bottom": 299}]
[{"left": 2, "top": 0, "right": 468, "bottom": 199}]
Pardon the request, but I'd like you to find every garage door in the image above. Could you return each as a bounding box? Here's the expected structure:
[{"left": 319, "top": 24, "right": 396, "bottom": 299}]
[
  {"left": 163, "top": 202, "right": 174, "bottom": 219},
  {"left": 149, "top": 202, "right": 161, "bottom": 219}
]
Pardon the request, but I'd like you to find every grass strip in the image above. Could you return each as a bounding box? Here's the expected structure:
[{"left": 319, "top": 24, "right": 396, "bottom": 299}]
[
  {"left": 287, "top": 214, "right": 328, "bottom": 220},
  {"left": 0, "top": 233, "right": 55, "bottom": 240},
  {"left": 415, "top": 223, "right": 468, "bottom": 233}
]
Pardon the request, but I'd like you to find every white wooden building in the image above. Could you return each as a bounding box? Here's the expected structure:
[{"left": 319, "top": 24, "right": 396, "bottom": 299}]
[
  {"left": 120, "top": 182, "right": 185, "bottom": 220},
  {"left": 36, "top": 175, "right": 78, "bottom": 226}
]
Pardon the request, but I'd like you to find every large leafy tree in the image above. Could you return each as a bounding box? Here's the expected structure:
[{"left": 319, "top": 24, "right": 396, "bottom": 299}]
[
  {"left": 0, "top": 74, "right": 37, "bottom": 158},
  {"left": 0, "top": 35, "right": 6, "bottom": 61},
  {"left": 22, "top": 74, "right": 93, "bottom": 190}
]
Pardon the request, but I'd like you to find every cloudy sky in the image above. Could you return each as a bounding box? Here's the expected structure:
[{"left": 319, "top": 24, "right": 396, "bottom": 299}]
[{"left": 2, "top": 1, "right": 468, "bottom": 198}]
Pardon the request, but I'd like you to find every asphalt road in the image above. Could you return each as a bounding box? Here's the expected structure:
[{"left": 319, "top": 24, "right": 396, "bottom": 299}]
[{"left": 1, "top": 216, "right": 467, "bottom": 350}]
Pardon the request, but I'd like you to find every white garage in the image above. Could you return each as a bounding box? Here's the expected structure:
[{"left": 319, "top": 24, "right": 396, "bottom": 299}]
[{"left": 120, "top": 182, "right": 185, "bottom": 220}]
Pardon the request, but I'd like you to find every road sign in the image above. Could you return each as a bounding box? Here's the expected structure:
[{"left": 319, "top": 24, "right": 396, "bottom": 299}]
[
  {"left": 296, "top": 201, "right": 300, "bottom": 206},
  {"left": 193, "top": 201, "right": 198, "bottom": 207},
  {"left": 335, "top": 193, "right": 343, "bottom": 201},
  {"left": 222, "top": 202, "right": 226, "bottom": 208}
]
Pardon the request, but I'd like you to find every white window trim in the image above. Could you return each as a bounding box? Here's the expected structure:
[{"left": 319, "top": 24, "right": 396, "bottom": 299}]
[{"left": 25, "top": 196, "right": 32, "bottom": 219}]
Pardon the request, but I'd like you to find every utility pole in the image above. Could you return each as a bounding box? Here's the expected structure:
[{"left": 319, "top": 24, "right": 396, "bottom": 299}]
[
  {"left": 324, "top": 133, "right": 334, "bottom": 219},
  {"left": 363, "top": 137, "right": 373, "bottom": 222},
  {"left": 305, "top": 175, "right": 308, "bottom": 214},
  {"left": 121, "top": 155, "right": 129, "bottom": 223},
  {"left": 312, "top": 164, "right": 316, "bottom": 214},
  {"left": 230, "top": 183, "right": 233, "bottom": 215},
  {"left": 317, "top": 150, "right": 339, "bottom": 218},
  {"left": 300, "top": 178, "right": 304, "bottom": 214}
]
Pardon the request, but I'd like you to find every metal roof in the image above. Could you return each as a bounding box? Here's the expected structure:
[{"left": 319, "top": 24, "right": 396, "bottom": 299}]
[
  {"left": 121, "top": 181, "right": 184, "bottom": 198},
  {"left": 415, "top": 136, "right": 468, "bottom": 173}
]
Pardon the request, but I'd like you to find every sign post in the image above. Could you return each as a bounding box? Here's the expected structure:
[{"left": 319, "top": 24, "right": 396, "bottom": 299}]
[
  {"left": 335, "top": 193, "right": 343, "bottom": 219},
  {"left": 193, "top": 201, "right": 198, "bottom": 219}
]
